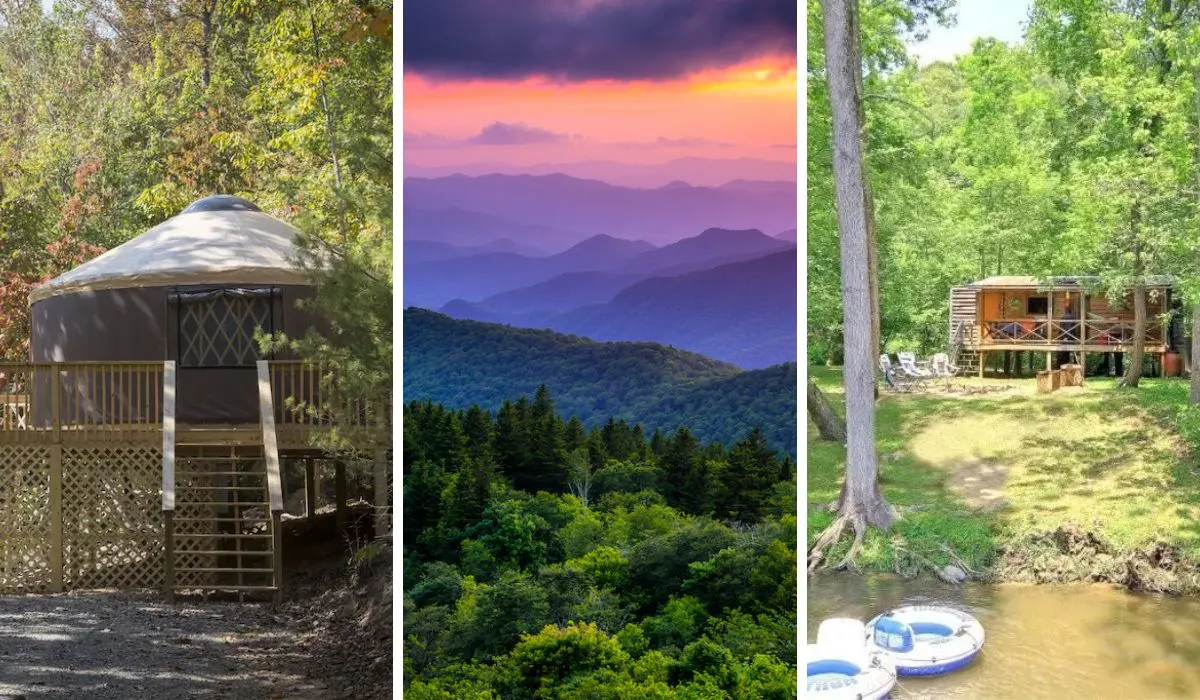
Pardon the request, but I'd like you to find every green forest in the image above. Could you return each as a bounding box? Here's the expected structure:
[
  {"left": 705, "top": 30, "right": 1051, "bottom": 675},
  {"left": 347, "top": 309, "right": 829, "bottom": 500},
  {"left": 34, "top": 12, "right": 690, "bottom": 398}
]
[
  {"left": 0, "top": 1, "right": 392, "bottom": 405},
  {"left": 402, "top": 390, "right": 798, "bottom": 699},
  {"left": 809, "top": 0, "right": 1200, "bottom": 364},
  {"left": 404, "top": 309, "right": 798, "bottom": 455}
]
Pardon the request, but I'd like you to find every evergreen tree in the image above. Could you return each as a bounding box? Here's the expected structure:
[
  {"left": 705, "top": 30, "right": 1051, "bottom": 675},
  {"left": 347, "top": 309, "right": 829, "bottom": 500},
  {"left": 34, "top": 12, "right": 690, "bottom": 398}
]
[
  {"left": 722, "top": 428, "right": 778, "bottom": 522},
  {"left": 461, "top": 404, "right": 495, "bottom": 463},
  {"left": 564, "top": 416, "right": 586, "bottom": 452},
  {"left": 525, "top": 385, "right": 567, "bottom": 492},
  {"left": 494, "top": 399, "right": 528, "bottom": 480},
  {"left": 659, "top": 428, "right": 699, "bottom": 508}
]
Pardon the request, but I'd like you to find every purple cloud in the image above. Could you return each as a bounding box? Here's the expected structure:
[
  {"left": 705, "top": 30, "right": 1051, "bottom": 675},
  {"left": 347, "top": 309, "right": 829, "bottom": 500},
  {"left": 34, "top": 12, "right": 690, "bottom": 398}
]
[
  {"left": 467, "top": 122, "right": 570, "bottom": 146},
  {"left": 404, "top": 0, "right": 796, "bottom": 82}
]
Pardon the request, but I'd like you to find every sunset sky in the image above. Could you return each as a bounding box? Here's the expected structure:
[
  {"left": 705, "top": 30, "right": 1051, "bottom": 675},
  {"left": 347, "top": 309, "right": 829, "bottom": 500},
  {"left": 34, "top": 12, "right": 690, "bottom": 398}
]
[{"left": 402, "top": 0, "right": 797, "bottom": 169}]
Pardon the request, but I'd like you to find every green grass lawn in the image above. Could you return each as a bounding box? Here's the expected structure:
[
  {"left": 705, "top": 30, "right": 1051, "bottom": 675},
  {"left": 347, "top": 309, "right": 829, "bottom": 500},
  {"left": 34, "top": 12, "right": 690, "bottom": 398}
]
[{"left": 808, "top": 366, "right": 1200, "bottom": 575}]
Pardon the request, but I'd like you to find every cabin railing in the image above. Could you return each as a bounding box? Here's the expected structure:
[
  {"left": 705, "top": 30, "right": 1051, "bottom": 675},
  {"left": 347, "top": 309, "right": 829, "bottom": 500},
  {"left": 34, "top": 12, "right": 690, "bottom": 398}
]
[
  {"left": 980, "top": 319, "right": 1163, "bottom": 346},
  {"left": 0, "top": 360, "right": 388, "bottom": 444},
  {"left": 0, "top": 362, "right": 164, "bottom": 443},
  {"left": 267, "top": 360, "right": 388, "bottom": 441}
]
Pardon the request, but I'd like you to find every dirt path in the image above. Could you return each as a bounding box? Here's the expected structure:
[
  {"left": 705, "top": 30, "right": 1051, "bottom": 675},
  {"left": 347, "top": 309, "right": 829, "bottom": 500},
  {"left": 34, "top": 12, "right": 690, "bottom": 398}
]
[{"left": 0, "top": 592, "right": 326, "bottom": 700}]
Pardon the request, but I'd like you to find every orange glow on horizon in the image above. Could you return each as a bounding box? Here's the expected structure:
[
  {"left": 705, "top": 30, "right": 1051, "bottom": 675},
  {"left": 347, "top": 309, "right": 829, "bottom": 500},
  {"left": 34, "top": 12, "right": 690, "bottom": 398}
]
[
  {"left": 404, "top": 58, "right": 796, "bottom": 166},
  {"left": 405, "top": 57, "right": 797, "bottom": 99}
]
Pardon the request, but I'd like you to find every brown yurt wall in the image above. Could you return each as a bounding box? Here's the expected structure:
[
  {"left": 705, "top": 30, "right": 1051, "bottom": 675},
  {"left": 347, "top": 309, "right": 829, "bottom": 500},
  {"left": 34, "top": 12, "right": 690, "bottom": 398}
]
[{"left": 30, "top": 284, "right": 322, "bottom": 424}]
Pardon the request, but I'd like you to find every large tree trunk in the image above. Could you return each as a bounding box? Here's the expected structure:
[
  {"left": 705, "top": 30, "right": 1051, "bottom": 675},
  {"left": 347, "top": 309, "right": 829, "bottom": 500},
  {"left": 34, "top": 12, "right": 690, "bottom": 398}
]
[
  {"left": 807, "top": 380, "right": 847, "bottom": 442},
  {"left": 1122, "top": 283, "right": 1147, "bottom": 388},
  {"left": 1192, "top": 68, "right": 1200, "bottom": 401},
  {"left": 847, "top": 1, "right": 881, "bottom": 356},
  {"left": 814, "top": 0, "right": 895, "bottom": 550}
]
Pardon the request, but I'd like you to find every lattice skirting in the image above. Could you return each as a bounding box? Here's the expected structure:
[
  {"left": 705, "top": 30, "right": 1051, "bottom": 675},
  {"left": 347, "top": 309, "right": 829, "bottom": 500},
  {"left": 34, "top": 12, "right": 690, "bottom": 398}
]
[
  {"left": 62, "top": 446, "right": 164, "bottom": 590},
  {"left": 0, "top": 445, "right": 53, "bottom": 592},
  {"left": 0, "top": 445, "right": 165, "bottom": 593}
]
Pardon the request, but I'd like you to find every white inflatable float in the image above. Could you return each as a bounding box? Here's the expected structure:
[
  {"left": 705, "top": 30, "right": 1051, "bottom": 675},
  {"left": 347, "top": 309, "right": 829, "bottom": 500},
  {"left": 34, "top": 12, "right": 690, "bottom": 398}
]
[
  {"left": 867, "top": 604, "right": 985, "bottom": 676},
  {"left": 807, "top": 618, "right": 897, "bottom": 700}
]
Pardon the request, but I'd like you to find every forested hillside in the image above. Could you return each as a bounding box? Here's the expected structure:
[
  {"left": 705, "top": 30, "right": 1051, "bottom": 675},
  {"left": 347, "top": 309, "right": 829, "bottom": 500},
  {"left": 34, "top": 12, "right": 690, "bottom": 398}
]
[
  {"left": 403, "top": 393, "right": 797, "bottom": 698},
  {"left": 550, "top": 250, "right": 796, "bottom": 369},
  {"left": 403, "top": 309, "right": 797, "bottom": 455}
]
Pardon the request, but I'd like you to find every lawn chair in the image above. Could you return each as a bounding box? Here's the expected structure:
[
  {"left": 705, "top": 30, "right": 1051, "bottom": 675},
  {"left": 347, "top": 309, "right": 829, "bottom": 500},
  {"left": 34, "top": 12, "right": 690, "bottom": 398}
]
[
  {"left": 879, "top": 354, "right": 915, "bottom": 393},
  {"left": 931, "top": 352, "right": 960, "bottom": 389},
  {"left": 897, "top": 352, "right": 934, "bottom": 390}
]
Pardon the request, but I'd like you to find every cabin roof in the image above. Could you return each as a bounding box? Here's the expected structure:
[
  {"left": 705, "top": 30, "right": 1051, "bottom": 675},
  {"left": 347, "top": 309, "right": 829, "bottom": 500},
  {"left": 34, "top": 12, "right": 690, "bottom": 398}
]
[
  {"left": 29, "top": 197, "right": 309, "bottom": 304},
  {"left": 963, "top": 275, "right": 1176, "bottom": 290}
]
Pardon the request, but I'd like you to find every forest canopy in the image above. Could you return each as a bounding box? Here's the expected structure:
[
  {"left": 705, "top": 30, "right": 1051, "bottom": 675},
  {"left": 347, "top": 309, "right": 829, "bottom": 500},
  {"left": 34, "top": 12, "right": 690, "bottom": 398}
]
[
  {"left": 808, "top": 0, "right": 1200, "bottom": 365},
  {"left": 403, "top": 391, "right": 798, "bottom": 698},
  {"left": 0, "top": 0, "right": 392, "bottom": 362}
]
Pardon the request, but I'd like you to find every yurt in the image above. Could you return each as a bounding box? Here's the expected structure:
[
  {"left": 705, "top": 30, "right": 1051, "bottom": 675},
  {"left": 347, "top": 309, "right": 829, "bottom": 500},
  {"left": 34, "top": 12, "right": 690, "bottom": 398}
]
[{"left": 29, "top": 195, "right": 321, "bottom": 424}]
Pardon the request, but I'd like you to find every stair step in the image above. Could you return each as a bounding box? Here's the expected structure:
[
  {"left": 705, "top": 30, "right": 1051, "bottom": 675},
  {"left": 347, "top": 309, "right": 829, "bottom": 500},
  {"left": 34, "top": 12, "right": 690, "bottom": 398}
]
[
  {"left": 171, "top": 584, "right": 279, "bottom": 591},
  {"left": 174, "top": 501, "right": 268, "bottom": 507},
  {"left": 172, "top": 517, "right": 270, "bottom": 523},
  {"left": 176, "top": 471, "right": 266, "bottom": 477},
  {"left": 176, "top": 567, "right": 275, "bottom": 573},
  {"left": 181, "top": 486, "right": 267, "bottom": 491},
  {"left": 174, "top": 550, "right": 273, "bottom": 557},
  {"left": 173, "top": 532, "right": 273, "bottom": 539}
]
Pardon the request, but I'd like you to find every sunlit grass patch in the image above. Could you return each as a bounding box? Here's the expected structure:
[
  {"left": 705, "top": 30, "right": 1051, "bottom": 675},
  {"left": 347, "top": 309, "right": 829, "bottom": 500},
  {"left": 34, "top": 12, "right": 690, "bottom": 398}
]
[{"left": 807, "top": 366, "right": 1200, "bottom": 573}]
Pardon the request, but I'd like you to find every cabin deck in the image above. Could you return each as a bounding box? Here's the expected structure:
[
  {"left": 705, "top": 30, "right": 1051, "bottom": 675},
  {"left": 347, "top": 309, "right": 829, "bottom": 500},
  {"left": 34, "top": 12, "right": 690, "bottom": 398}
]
[
  {"left": 0, "top": 360, "right": 390, "bottom": 598},
  {"left": 951, "top": 278, "right": 1179, "bottom": 364}
]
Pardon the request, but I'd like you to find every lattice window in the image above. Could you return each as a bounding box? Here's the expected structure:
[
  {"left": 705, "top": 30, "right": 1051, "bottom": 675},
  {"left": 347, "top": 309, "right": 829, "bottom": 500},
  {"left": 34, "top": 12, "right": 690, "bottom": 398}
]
[{"left": 177, "top": 291, "right": 273, "bottom": 368}]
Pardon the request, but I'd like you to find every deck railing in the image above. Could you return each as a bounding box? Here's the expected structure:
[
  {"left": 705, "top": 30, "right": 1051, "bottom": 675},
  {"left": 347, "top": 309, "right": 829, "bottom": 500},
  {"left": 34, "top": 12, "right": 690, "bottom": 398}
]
[
  {"left": 0, "top": 362, "right": 165, "bottom": 443},
  {"left": 267, "top": 361, "right": 388, "bottom": 442},
  {"left": 0, "top": 360, "right": 390, "bottom": 444},
  {"left": 980, "top": 319, "right": 1163, "bottom": 346}
]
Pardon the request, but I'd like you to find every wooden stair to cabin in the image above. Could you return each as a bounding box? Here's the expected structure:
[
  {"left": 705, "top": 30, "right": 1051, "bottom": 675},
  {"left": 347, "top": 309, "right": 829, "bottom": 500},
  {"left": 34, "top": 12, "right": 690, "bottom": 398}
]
[
  {"left": 167, "top": 442, "right": 281, "bottom": 601},
  {"left": 956, "top": 349, "right": 981, "bottom": 376}
]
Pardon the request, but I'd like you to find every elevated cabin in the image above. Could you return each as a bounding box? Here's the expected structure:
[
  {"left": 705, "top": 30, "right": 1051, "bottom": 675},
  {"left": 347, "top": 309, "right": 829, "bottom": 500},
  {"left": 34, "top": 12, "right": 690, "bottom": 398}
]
[
  {"left": 0, "top": 196, "right": 390, "bottom": 601},
  {"left": 949, "top": 275, "right": 1183, "bottom": 376}
]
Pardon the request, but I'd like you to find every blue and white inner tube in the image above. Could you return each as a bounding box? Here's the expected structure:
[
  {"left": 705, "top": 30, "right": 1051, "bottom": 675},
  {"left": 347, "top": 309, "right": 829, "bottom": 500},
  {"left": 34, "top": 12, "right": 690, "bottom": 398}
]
[
  {"left": 867, "top": 604, "right": 985, "bottom": 677},
  {"left": 807, "top": 618, "right": 897, "bottom": 700}
]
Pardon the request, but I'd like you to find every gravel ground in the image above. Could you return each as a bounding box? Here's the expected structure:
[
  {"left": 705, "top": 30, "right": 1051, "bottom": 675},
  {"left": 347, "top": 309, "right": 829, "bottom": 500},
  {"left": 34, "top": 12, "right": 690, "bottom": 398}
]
[
  {"left": 0, "top": 517, "right": 391, "bottom": 700},
  {"left": 0, "top": 591, "right": 328, "bottom": 700}
]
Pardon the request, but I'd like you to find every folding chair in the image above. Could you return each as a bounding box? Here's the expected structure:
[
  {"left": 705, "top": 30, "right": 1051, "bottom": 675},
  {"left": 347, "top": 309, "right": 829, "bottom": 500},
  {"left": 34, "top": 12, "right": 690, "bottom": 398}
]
[
  {"left": 931, "top": 352, "right": 960, "bottom": 390},
  {"left": 879, "top": 354, "right": 915, "bottom": 393},
  {"left": 897, "top": 352, "right": 935, "bottom": 391}
]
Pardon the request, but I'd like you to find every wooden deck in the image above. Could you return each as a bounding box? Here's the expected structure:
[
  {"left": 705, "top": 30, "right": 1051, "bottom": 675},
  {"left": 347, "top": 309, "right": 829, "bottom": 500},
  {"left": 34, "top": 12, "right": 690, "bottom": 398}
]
[
  {"left": 0, "top": 360, "right": 390, "bottom": 598},
  {"left": 972, "top": 342, "right": 1169, "bottom": 353}
]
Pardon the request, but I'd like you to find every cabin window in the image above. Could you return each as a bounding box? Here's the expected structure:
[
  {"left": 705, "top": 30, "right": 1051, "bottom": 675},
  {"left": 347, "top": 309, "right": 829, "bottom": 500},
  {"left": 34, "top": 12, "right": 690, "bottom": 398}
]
[
  {"left": 174, "top": 288, "right": 275, "bottom": 368},
  {"left": 1027, "top": 296, "right": 1048, "bottom": 315}
]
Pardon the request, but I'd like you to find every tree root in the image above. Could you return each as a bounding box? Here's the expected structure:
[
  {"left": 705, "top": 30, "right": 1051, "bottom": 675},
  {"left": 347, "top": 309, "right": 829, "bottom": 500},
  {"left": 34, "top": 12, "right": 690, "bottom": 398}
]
[{"left": 807, "top": 512, "right": 867, "bottom": 573}]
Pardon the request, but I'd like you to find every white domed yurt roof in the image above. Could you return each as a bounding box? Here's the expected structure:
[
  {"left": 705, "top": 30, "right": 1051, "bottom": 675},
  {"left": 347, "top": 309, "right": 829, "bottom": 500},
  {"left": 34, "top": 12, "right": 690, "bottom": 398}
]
[{"left": 30, "top": 196, "right": 310, "bottom": 304}]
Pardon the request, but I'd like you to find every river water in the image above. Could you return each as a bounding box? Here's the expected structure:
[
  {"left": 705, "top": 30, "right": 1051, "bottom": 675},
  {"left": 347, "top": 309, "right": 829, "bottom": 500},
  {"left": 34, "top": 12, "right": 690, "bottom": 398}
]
[{"left": 809, "top": 574, "right": 1200, "bottom": 699}]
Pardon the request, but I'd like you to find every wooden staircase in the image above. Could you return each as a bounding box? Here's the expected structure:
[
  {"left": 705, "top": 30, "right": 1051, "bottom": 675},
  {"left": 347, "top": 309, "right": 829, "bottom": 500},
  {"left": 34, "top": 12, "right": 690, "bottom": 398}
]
[
  {"left": 162, "top": 361, "right": 285, "bottom": 603},
  {"left": 956, "top": 349, "right": 981, "bottom": 376},
  {"left": 167, "top": 444, "right": 281, "bottom": 600},
  {"left": 949, "top": 322, "right": 981, "bottom": 376}
]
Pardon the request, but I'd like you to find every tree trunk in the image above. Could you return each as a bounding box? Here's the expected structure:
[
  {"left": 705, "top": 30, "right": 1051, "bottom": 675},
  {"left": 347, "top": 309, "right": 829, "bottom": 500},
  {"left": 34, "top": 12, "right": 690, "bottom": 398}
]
[
  {"left": 1192, "top": 67, "right": 1200, "bottom": 398},
  {"left": 200, "top": 3, "right": 213, "bottom": 88},
  {"left": 821, "top": 0, "right": 894, "bottom": 530},
  {"left": 847, "top": 2, "right": 881, "bottom": 357},
  {"left": 807, "top": 380, "right": 847, "bottom": 442},
  {"left": 1190, "top": 306, "right": 1200, "bottom": 404},
  {"left": 1123, "top": 283, "right": 1147, "bottom": 388}
]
